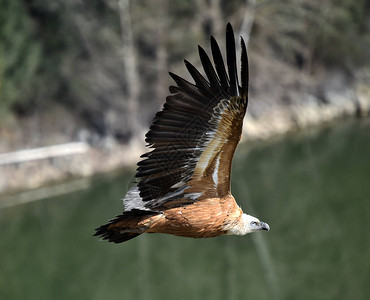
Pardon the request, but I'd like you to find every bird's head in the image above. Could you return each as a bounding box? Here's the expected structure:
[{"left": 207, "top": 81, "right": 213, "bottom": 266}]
[
  {"left": 226, "top": 213, "right": 270, "bottom": 236},
  {"left": 241, "top": 213, "right": 270, "bottom": 234}
]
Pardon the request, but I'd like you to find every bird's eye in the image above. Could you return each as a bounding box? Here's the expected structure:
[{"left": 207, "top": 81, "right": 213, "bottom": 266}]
[{"left": 251, "top": 221, "right": 258, "bottom": 226}]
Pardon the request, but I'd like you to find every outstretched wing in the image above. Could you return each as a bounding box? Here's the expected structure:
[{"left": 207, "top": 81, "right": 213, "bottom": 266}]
[{"left": 134, "top": 23, "right": 249, "bottom": 209}]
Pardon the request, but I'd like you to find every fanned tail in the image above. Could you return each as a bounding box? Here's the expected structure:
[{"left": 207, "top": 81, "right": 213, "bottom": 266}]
[{"left": 94, "top": 209, "right": 159, "bottom": 243}]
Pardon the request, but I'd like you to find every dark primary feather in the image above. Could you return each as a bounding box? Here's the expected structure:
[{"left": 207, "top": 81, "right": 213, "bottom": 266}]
[
  {"left": 198, "top": 46, "right": 222, "bottom": 94},
  {"left": 134, "top": 23, "right": 249, "bottom": 208},
  {"left": 226, "top": 23, "right": 239, "bottom": 96},
  {"left": 211, "top": 36, "right": 229, "bottom": 91},
  {"left": 184, "top": 59, "right": 210, "bottom": 92},
  {"left": 240, "top": 37, "right": 249, "bottom": 99}
]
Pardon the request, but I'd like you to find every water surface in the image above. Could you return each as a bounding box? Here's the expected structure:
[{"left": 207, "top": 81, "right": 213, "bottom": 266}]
[{"left": 1, "top": 119, "right": 369, "bottom": 299}]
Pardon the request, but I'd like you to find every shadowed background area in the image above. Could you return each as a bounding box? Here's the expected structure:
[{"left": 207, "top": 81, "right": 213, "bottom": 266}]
[{"left": 1, "top": 0, "right": 370, "bottom": 299}]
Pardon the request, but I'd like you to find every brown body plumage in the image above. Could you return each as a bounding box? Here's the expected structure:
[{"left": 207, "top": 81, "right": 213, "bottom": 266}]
[
  {"left": 108, "top": 195, "right": 242, "bottom": 239},
  {"left": 94, "top": 23, "right": 270, "bottom": 243}
]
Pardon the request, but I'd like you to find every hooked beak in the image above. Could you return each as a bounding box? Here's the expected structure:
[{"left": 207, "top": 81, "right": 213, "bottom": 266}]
[{"left": 260, "top": 222, "right": 270, "bottom": 231}]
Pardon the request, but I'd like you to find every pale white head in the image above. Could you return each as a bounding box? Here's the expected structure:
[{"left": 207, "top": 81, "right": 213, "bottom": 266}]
[{"left": 227, "top": 213, "right": 270, "bottom": 236}]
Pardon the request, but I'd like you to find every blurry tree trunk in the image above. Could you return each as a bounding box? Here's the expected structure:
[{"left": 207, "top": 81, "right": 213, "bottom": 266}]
[
  {"left": 195, "top": 0, "right": 223, "bottom": 39},
  {"left": 209, "top": 0, "right": 223, "bottom": 38},
  {"left": 118, "top": 0, "right": 141, "bottom": 138},
  {"left": 155, "top": 0, "right": 169, "bottom": 105},
  {"left": 240, "top": 0, "right": 256, "bottom": 46}
]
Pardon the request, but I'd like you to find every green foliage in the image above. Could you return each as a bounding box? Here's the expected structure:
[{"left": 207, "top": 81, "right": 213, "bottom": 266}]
[
  {"left": 254, "top": 0, "right": 370, "bottom": 69},
  {"left": 0, "top": 1, "right": 42, "bottom": 116}
]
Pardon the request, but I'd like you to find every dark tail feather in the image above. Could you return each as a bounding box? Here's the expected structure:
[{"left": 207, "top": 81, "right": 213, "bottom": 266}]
[
  {"left": 94, "top": 209, "right": 158, "bottom": 244},
  {"left": 94, "top": 225, "right": 141, "bottom": 243}
]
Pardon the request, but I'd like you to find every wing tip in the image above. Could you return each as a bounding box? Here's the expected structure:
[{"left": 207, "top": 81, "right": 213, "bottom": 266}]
[
  {"left": 226, "top": 22, "right": 233, "bottom": 33},
  {"left": 240, "top": 36, "right": 249, "bottom": 99},
  {"left": 226, "top": 22, "right": 238, "bottom": 96}
]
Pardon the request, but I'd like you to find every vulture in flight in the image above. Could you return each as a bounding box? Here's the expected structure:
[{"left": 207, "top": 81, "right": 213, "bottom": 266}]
[{"left": 95, "top": 23, "right": 270, "bottom": 243}]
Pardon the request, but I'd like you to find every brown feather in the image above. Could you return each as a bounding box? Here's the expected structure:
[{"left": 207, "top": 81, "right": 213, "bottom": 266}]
[
  {"left": 186, "top": 96, "right": 247, "bottom": 198},
  {"left": 146, "top": 194, "right": 242, "bottom": 238}
]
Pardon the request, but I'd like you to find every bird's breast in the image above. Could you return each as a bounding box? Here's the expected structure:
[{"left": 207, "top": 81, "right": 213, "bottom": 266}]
[{"left": 147, "top": 195, "right": 243, "bottom": 238}]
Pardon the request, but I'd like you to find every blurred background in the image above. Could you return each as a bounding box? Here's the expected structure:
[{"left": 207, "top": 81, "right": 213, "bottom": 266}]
[{"left": 0, "top": 0, "right": 370, "bottom": 299}]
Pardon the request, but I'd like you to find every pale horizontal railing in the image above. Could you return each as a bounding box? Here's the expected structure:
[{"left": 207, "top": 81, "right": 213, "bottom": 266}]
[{"left": 0, "top": 142, "right": 90, "bottom": 166}]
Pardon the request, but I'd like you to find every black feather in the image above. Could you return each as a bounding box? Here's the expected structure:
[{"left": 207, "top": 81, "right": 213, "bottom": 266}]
[
  {"left": 240, "top": 37, "right": 249, "bottom": 99},
  {"left": 198, "top": 46, "right": 221, "bottom": 94},
  {"left": 226, "top": 23, "right": 239, "bottom": 96},
  {"left": 169, "top": 72, "right": 213, "bottom": 100},
  {"left": 211, "top": 35, "right": 229, "bottom": 91},
  {"left": 184, "top": 59, "right": 210, "bottom": 91}
]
